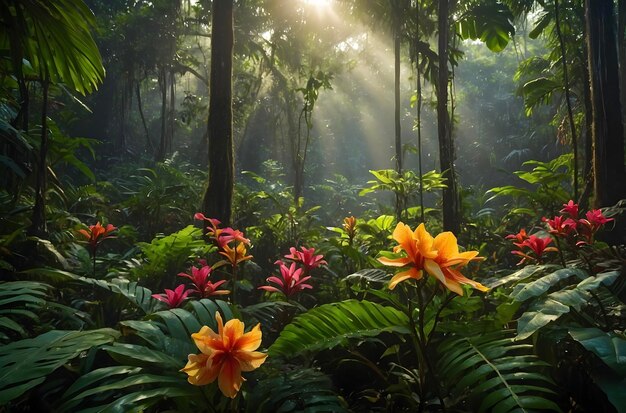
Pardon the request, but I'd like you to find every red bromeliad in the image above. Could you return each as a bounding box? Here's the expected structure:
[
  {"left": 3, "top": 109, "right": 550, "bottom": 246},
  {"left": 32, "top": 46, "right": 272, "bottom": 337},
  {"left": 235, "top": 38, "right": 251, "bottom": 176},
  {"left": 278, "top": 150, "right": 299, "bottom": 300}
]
[
  {"left": 77, "top": 222, "right": 117, "bottom": 255},
  {"left": 152, "top": 284, "right": 193, "bottom": 308},
  {"left": 259, "top": 261, "right": 313, "bottom": 298},
  {"left": 511, "top": 234, "right": 558, "bottom": 265},
  {"left": 505, "top": 228, "right": 529, "bottom": 244}
]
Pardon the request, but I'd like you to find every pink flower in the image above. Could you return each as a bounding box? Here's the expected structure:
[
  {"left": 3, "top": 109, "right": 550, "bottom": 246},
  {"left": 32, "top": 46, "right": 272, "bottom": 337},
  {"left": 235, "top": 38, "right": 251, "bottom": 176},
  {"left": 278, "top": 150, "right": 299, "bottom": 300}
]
[
  {"left": 560, "top": 200, "right": 579, "bottom": 219},
  {"left": 194, "top": 213, "right": 224, "bottom": 240},
  {"left": 152, "top": 284, "right": 193, "bottom": 308},
  {"left": 217, "top": 228, "right": 250, "bottom": 248},
  {"left": 284, "top": 246, "right": 327, "bottom": 272},
  {"left": 576, "top": 209, "right": 614, "bottom": 245},
  {"left": 178, "top": 265, "right": 230, "bottom": 298},
  {"left": 543, "top": 215, "right": 577, "bottom": 238},
  {"left": 584, "top": 209, "right": 614, "bottom": 229},
  {"left": 259, "top": 261, "right": 312, "bottom": 298}
]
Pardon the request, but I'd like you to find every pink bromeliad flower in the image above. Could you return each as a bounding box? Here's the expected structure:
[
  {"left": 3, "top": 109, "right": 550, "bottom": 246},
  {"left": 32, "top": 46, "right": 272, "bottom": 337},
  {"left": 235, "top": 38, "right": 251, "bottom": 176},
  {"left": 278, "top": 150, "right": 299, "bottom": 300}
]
[
  {"left": 178, "top": 265, "right": 230, "bottom": 298},
  {"left": 577, "top": 209, "right": 614, "bottom": 245},
  {"left": 152, "top": 284, "right": 193, "bottom": 308},
  {"left": 259, "top": 261, "right": 312, "bottom": 298},
  {"left": 284, "top": 246, "right": 327, "bottom": 273},
  {"left": 542, "top": 215, "right": 577, "bottom": 238},
  {"left": 560, "top": 200, "right": 579, "bottom": 219},
  {"left": 217, "top": 227, "right": 250, "bottom": 249}
]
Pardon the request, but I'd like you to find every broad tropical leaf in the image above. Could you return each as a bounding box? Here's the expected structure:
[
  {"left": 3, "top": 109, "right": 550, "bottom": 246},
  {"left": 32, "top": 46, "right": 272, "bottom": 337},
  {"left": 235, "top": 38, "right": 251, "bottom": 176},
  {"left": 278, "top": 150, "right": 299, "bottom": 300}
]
[
  {"left": 568, "top": 327, "right": 626, "bottom": 376},
  {"left": 0, "top": 328, "right": 119, "bottom": 403},
  {"left": 269, "top": 300, "right": 410, "bottom": 358},
  {"left": 516, "top": 270, "right": 621, "bottom": 340}
]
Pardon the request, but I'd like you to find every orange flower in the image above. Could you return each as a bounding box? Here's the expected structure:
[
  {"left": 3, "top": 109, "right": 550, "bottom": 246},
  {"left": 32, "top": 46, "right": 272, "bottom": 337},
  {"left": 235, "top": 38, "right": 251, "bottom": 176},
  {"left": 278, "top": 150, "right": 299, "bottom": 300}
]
[
  {"left": 427, "top": 232, "right": 488, "bottom": 296},
  {"left": 181, "top": 313, "right": 267, "bottom": 398},
  {"left": 343, "top": 216, "right": 357, "bottom": 239},
  {"left": 379, "top": 223, "right": 488, "bottom": 296},
  {"left": 77, "top": 222, "right": 116, "bottom": 254},
  {"left": 219, "top": 242, "right": 253, "bottom": 267},
  {"left": 378, "top": 223, "right": 437, "bottom": 289}
]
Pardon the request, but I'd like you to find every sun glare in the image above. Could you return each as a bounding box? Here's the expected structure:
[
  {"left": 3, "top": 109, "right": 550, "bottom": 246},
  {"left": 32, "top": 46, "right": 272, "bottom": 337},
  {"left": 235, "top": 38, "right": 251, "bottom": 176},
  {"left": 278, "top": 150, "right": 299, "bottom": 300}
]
[{"left": 303, "top": 0, "right": 332, "bottom": 8}]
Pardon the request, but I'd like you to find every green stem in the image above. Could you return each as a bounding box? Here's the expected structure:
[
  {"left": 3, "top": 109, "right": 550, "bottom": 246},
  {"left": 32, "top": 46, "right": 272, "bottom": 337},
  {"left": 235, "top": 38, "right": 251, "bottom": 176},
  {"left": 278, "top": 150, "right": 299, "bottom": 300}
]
[
  {"left": 554, "top": 237, "right": 567, "bottom": 268},
  {"left": 92, "top": 249, "right": 97, "bottom": 278},
  {"left": 589, "top": 290, "right": 609, "bottom": 328},
  {"left": 405, "top": 284, "right": 426, "bottom": 411}
]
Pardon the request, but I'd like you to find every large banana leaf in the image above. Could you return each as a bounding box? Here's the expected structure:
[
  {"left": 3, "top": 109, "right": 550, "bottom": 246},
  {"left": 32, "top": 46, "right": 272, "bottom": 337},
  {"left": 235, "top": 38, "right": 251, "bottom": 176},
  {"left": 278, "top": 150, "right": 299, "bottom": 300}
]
[
  {"left": 269, "top": 299, "right": 410, "bottom": 358},
  {"left": 0, "top": 328, "right": 119, "bottom": 403},
  {"left": 516, "top": 271, "right": 621, "bottom": 340}
]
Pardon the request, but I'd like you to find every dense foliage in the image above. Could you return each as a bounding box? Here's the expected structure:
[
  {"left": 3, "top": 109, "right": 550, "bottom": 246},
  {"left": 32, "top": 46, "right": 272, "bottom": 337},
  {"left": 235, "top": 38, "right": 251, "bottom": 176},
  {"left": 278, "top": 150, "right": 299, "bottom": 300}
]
[{"left": 1, "top": 0, "right": 625, "bottom": 412}]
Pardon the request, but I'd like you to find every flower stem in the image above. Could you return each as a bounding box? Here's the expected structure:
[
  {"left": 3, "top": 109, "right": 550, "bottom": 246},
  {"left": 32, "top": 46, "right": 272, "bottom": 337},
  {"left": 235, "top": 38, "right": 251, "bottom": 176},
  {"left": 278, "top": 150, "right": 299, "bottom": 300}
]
[{"left": 554, "top": 237, "right": 567, "bottom": 268}]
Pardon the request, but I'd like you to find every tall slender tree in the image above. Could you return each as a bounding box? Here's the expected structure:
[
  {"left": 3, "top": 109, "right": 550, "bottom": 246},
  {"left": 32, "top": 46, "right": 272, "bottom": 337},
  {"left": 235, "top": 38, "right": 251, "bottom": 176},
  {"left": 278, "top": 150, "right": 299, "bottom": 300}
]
[
  {"left": 201, "top": 0, "right": 235, "bottom": 225},
  {"left": 437, "top": 0, "right": 460, "bottom": 233}
]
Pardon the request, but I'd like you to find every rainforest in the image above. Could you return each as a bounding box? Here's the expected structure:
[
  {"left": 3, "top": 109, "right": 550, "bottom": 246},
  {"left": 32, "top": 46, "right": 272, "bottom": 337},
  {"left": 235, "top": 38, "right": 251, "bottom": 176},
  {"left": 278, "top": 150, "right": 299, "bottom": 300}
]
[{"left": 1, "top": 0, "right": 625, "bottom": 412}]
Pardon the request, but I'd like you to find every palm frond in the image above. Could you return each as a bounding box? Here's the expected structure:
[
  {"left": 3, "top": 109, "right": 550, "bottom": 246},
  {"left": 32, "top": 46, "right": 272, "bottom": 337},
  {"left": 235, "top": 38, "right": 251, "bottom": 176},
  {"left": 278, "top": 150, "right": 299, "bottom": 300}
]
[
  {"left": 437, "top": 330, "right": 560, "bottom": 412},
  {"left": 246, "top": 367, "right": 348, "bottom": 413},
  {"left": 269, "top": 299, "right": 409, "bottom": 358},
  {"left": 0, "top": 328, "right": 119, "bottom": 403}
]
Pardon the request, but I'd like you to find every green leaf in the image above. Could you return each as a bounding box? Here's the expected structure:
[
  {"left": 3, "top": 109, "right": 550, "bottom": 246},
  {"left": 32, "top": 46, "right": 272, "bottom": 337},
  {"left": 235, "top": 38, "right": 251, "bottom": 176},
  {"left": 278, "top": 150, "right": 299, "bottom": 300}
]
[
  {"left": 0, "top": 328, "right": 119, "bottom": 403},
  {"left": 516, "top": 297, "right": 570, "bottom": 341},
  {"left": 512, "top": 268, "right": 587, "bottom": 302},
  {"left": 269, "top": 300, "right": 410, "bottom": 358},
  {"left": 246, "top": 367, "right": 347, "bottom": 413},
  {"left": 568, "top": 328, "right": 626, "bottom": 376},
  {"left": 102, "top": 343, "right": 182, "bottom": 369},
  {"left": 345, "top": 269, "right": 389, "bottom": 284}
]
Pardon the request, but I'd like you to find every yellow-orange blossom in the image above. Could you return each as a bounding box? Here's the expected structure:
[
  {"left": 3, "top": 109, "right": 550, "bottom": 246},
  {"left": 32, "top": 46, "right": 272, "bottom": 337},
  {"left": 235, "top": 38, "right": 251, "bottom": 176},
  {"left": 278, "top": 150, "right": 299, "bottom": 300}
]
[
  {"left": 378, "top": 223, "right": 488, "bottom": 295},
  {"left": 181, "top": 313, "right": 267, "bottom": 398}
]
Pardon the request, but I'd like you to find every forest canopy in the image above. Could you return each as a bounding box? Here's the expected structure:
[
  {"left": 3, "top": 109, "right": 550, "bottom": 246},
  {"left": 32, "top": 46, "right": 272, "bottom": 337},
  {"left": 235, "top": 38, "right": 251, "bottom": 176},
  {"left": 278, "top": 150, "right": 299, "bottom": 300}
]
[{"left": 0, "top": 0, "right": 625, "bottom": 412}]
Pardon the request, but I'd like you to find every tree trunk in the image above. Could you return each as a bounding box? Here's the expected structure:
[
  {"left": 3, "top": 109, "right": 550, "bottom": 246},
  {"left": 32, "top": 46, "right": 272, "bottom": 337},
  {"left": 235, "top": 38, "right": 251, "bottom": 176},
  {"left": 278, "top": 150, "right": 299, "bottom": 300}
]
[
  {"left": 392, "top": 0, "right": 403, "bottom": 221},
  {"left": 585, "top": 0, "right": 626, "bottom": 204},
  {"left": 437, "top": 0, "right": 460, "bottom": 233},
  {"left": 29, "top": 78, "right": 49, "bottom": 236},
  {"left": 201, "top": 0, "right": 234, "bottom": 225},
  {"left": 155, "top": 67, "right": 168, "bottom": 162},
  {"left": 136, "top": 81, "right": 154, "bottom": 153},
  {"left": 617, "top": 0, "right": 626, "bottom": 135},
  {"left": 585, "top": 0, "right": 626, "bottom": 243}
]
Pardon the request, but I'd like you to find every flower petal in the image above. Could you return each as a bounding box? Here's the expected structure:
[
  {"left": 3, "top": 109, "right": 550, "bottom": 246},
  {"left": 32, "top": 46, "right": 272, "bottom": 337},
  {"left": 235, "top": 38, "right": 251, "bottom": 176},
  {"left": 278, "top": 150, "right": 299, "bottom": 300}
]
[
  {"left": 218, "top": 358, "right": 243, "bottom": 399},
  {"left": 235, "top": 323, "right": 262, "bottom": 352},
  {"left": 378, "top": 256, "right": 412, "bottom": 267},
  {"left": 389, "top": 267, "right": 422, "bottom": 290}
]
